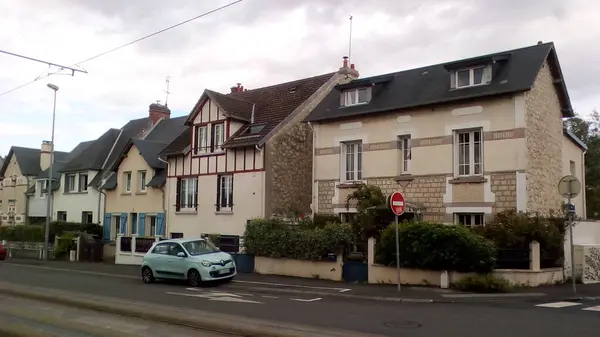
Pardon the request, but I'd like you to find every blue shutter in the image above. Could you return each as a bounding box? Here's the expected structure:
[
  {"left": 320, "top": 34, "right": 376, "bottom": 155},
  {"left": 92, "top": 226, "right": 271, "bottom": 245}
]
[
  {"left": 138, "top": 213, "right": 146, "bottom": 237},
  {"left": 103, "top": 213, "right": 112, "bottom": 241},
  {"left": 156, "top": 212, "right": 165, "bottom": 237},
  {"left": 121, "top": 213, "right": 127, "bottom": 235}
]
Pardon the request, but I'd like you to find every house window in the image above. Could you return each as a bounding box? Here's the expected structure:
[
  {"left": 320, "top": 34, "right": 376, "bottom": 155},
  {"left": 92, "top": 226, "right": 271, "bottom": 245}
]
[
  {"left": 148, "top": 215, "right": 157, "bottom": 236},
  {"left": 138, "top": 170, "right": 147, "bottom": 192},
  {"left": 211, "top": 123, "right": 225, "bottom": 152},
  {"left": 455, "top": 213, "right": 485, "bottom": 227},
  {"left": 131, "top": 213, "right": 138, "bottom": 235},
  {"left": 123, "top": 172, "right": 132, "bottom": 193},
  {"left": 79, "top": 173, "right": 88, "bottom": 192},
  {"left": 456, "top": 67, "right": 485, "bottom": 88},
  {"left": 57, "top": 211, "right": 67, "bottom": 222},
  {"left": 81, "top": 211, "right": 93, "bottom": 224},
  {"left": 178, "top": 178, "right": 198, "bottom": 210},
  {"left": 113, "top": 215, "right": 121, "bottom": 239},
  {"left": 570, "top": 160, "right": 576, "bottom": 176},
  {"left": 39, "top": 180, "right": 49, "bottom": 197},
  {"left": 342, "top": 141, "right": 362, "bottom": 182},
  {"left": 398, "top": 136, "right": 411, "bottom": 174},
  {"left": 196, "top": 125, "right": 208, "bottom": 153},
  {"left": 342, "top": 88, "right": 370, "bottom": 106},
  {"left": 66, "top": 174, "right": 76, "bottom": 192},
  {"left": 216, "top": 175, "right": 234, "bottom": 211},
  {"left": 455, "top": 129, "right": 483, "bottom": 176}
]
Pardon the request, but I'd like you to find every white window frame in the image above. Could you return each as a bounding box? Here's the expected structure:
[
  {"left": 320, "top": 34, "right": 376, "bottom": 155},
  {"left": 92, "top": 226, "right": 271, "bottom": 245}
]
[
  {"left": 124, "top": 172, "right": 132, "bottom": 193},
  {"left": 40, "top": 180, "right": 49, "bottom": 198},
  {"left": 212, "top": 123, "right": 225, "bottom": 152},
  {"left": 341, "top": 141, "right": 363, "bottom": 182},
  {"left": 138, "top": 170, "right": 147, "bottom": 192},
  {"left": 66, "top": 174, "right": 77, "bottom": 192},
  {"left": 179, "top": 178, "right": 198, "bottom": 210},
  {"left": 455, "top": 213, "right": 485, "bottom": 227},
  {"left": 455, "top": 66, "right": 485, "bottom": 88},
  {"left": 148, "top": 215, "right": 157, "bottom": 236},
  {"left": 342, "top": 88, "right": 370, "bottom": 106},
  {"left": 398, "top": 135, "right": 411, "bottom": 174},
  {"left": 217, "top": 175, "right": 234, "bottom": 212},
  {"left": 196, "top": 125, "right": 208, "bottom": 154},
  {"left": 454, "top": 129, "right": 483, "bottom": 177},
  {"left": 78, "top": 173, "right": 88, "bottom": 192},
  {"left": 81, "top": 211, "right": 93, "bottom": 224}
]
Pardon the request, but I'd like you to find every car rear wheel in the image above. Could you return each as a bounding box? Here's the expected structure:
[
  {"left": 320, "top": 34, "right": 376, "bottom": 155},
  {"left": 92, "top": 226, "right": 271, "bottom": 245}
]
[
  {"left": 188, "top": 269, "right": 202, "bottom": 287},
  {"left": 141, "top": 266, "right": 155, "bottom": 284}
]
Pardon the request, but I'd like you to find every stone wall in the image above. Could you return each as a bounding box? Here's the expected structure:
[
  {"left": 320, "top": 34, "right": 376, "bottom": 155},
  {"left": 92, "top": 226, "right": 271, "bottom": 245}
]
[
  {"left": 490, "top": 172, "right": 517, "bottom": 213},
  {"left": 524, "top": 60, "right": 564, "bottom": 214}
]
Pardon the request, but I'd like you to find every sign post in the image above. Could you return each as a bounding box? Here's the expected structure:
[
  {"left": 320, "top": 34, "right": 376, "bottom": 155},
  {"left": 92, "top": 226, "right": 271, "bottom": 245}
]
[
  {"left": 558, "top": 175, "right": 582, "bottom": 294},
  {"left": 389, "top": 191, "right": 406, "bottom": 292}
]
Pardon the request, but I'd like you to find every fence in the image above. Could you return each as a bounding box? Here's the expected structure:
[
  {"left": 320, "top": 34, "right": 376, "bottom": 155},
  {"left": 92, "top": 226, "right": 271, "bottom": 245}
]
[{"left": 495, "top": 248, "right": 531, "bottom": 269}]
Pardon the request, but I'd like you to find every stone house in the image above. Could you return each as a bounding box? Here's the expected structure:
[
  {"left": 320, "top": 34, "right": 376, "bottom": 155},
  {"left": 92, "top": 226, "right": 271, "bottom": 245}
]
[
  {"left": 158, "top": 59, "right": 359, "bottom": 239},
  {"left": 305, "top": 41, "right": 587, "bottom": 225}
]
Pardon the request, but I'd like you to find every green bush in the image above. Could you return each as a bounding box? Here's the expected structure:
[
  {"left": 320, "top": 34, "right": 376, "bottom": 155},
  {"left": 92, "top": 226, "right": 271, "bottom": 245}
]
[
  {"left": 376, "top": 221, "right": 496, "bottom": 273},
  {"left": 244, "top": 218, "right": 353, "bottom": 260},
  {"left": 453, "top": 274, "right": 512, "bottom": 293},
  {"left": 0, "top": 221, "right": 102, "bottom": 243}
]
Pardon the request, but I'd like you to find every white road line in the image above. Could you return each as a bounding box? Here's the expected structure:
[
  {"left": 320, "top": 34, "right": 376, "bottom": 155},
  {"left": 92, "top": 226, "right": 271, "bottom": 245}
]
[
  {"left": 535, "top": 301, "right": 583, "bottom": 308},
  {"left": 290, "top": 297, "right": 322, "bottom": 302},
  {"left": 232, "top": 280, "right": 351, "bottom": 292},
  {"left": 582, "top": 305, "right": 600, "bottom": 311},
  {"left": 261, "top": 295, "right": 279, "bottom": 299}
]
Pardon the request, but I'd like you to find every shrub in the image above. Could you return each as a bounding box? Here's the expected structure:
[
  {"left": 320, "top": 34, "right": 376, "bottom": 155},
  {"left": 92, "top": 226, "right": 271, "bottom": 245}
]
[
  {"left": 376, "top": 221, "right": 496, "bottom": 273},
  {"left": 453, "top": 274, "right": 512, "bottom": 293},
  {"left": 0, "top": 221, "right": 102, "bottom": 243},
  {"left": 244, "top": 218, "right": 353, "bottom": 260}
]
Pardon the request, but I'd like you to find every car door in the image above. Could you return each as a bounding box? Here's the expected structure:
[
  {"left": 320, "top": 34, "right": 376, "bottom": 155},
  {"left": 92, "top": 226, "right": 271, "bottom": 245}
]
[
  {"left": 167, "top": 243, "right": 188, "bottom": 279},
  {"left": 149, "top": 243, "right": 176, "bottom": 278}
]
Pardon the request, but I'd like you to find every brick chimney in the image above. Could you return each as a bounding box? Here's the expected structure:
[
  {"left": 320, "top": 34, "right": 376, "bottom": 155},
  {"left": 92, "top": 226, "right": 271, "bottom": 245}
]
[
  {"left": 230, "top": 83, "right": 244, "bottom": 93},
  {"left": 40, "top": 140, "right": 52, "bottom": 171},
  {"left": 337, "top": 56, "right": 360, "bottom": 83},
  {"left": 149, "top": 102, "right": 171, "bottom": 124}
]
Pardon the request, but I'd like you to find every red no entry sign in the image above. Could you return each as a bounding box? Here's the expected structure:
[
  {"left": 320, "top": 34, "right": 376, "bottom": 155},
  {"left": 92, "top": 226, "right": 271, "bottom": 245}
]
[{"left": 389, "top": 191, "right": 406, "bottom": 216}]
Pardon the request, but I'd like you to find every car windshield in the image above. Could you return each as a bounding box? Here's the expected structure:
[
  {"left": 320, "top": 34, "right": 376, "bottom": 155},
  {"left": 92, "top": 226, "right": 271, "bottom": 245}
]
[{"left": 182, "top": 240, "right": 220, "bottom": 256}]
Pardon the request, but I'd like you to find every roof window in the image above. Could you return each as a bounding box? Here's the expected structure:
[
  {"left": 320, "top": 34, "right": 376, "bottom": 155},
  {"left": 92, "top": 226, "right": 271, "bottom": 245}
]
[
  {"left": 452, "top": 65, "right": 492, "bottom": 89},
  {"left": 243, "top": 124, "right": 266, "bottom": 135},
  {"left": 341, "top": 87, "right": 371, "bottom": 107}
]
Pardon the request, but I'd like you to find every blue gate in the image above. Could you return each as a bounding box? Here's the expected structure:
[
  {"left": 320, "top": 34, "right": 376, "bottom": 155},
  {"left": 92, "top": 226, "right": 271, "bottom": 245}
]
[{"left": 342, "top": 261, "right": 368, "bottom": 283}]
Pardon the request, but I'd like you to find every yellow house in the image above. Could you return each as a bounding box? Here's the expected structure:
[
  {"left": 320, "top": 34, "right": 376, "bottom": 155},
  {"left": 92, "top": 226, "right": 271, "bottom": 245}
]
[
  {"left": 102, "top": 105, "right": 186, "bottom": 240},
  {"left": 305, "top": 41, "right": 587, "bottom": 225}
]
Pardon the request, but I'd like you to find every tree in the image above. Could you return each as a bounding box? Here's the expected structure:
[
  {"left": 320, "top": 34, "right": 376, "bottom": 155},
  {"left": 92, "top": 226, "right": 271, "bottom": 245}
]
[{"left": 345, "top": 184, "right": 394, "bottom": 240}]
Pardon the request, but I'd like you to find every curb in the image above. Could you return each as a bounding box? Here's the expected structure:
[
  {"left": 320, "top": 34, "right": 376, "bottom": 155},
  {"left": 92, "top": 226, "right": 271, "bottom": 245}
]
[{"left": 0, "top": 285, "right": 380, "bottom": 337}]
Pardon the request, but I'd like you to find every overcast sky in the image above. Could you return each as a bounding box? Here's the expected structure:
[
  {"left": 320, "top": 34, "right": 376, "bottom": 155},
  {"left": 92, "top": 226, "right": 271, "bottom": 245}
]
[{"left": 0, "top": 0, "right": 598, "bottom": 156}]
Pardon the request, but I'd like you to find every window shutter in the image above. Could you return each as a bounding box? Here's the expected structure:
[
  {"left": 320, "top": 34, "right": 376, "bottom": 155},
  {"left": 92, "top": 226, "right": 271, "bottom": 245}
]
[
  {"left": 483, "top": 64, "right": 493, "bottom": 83},
  {"left": 450, "top": 72, "right": 456, "bottom": 89},
  {"left": 216, "top": 176, "right": 221, "bottom": 211},
  {"left": 194, "top": 179, "right": 199, "bottom": 210},
  {"left": 138, "top": 213, "right": 146, "bottom": 237},
  {"left": 194, "top": 126, "right": 199, "bottom": 154},
  {"left": 229, "top": 176, "right": 234, "bottom": 208},
  {"left": 156, "top": 213, "right": 165, "bottom": 236},
  {"left": 120, "top": 213, "right": 127, "bottom": 235},
  {"left": 175, "top": 178, "right": 181, "bottom": 211},
  {"left": 103, "top": 213, "right": 112, "bottom": 241}
]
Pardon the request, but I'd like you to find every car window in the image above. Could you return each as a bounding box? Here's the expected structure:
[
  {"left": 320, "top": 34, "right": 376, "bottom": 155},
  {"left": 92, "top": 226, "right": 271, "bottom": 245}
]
[
  {"left": 152, "top": 243, "right": 170, "bottom": 255},
  {"left": 182, "top": 240, "right": 220, "bottom": 256},
  {"left": 169, "top": 243, "right": 185, "bottom": 256}
]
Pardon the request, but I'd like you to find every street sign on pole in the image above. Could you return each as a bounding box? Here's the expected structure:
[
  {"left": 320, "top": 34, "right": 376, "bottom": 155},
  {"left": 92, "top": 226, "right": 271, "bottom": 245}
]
[
  {"left": 557, "top": 174, "right": 582, "bottom": 295},
  {"left": 388, "top": 191, "right": 406, "bottom": 292}
]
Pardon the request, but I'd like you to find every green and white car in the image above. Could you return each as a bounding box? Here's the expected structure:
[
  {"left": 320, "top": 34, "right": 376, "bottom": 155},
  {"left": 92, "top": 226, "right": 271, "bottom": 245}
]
[{"left": 141, "top": 238, "right": 236, "bottom": 287}]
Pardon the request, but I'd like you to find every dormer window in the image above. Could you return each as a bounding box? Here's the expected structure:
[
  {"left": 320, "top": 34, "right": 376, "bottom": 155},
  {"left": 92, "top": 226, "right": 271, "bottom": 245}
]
[
  {"left": 342, "top": 87, "right": 371, "bottom": 107},
  {"left": 453, "top": 65, "right": 492, "bottom": 89},
  {"left": 242, "top": 124, "right": 266, "bottom": 135}
]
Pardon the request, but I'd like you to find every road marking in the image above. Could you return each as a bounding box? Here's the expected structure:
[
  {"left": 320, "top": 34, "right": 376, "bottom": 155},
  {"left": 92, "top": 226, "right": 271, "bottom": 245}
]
[
  {"left": 290, "top": 297, "right": 322, "bottom": 302},
  {"left": 535, "top": 301, "right": 583, "bottom": 308},
  {"left": 166, "top": 292, "right": 262, "bottom": 304},
  {"left": 261, "top": 295, "right": 279, "bottom": 299},
  {"left": 582, "top": 305, "right": 600, "bottom": 311},
  {"left": 232, "top": 280, "right": 351, "bottom": 293}
]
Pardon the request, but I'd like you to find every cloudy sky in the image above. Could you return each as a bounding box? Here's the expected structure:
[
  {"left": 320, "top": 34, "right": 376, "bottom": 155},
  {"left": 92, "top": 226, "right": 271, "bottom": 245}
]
[{"left": 0, "top": 0, "right": 598, "bottom": 156}]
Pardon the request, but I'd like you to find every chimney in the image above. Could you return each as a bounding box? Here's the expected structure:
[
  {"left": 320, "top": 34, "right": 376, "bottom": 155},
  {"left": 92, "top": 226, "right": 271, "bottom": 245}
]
[
  {"left": 537, "top": 40, "right": 543, "bottom": 45},
  {"left": 40, "top": 141, "right": 52, "bottom": 171},
  {"left": 338, "top": 56, "right": 359, "bottom": 83},
  {"left": 230, "top": 86, "right": 237, "bottom": 93},
  {"left": 149, "top": 102, "right": 171, "bottom": 125},
  {"left": 231, "top": 83, "right": 244, "bottom": 93}
]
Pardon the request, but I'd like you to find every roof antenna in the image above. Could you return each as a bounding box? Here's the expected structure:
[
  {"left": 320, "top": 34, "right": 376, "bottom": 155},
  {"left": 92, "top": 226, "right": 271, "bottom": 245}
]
[
  {"left": 348, "top": 15, "right": 353, "bottom": 63},
  {"left": 164, "top": 76, "right": 171, "bottom": 107}
]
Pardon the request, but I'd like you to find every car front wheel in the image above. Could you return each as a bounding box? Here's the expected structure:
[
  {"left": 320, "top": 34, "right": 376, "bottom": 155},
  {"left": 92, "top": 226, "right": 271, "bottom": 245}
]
[
  {"left": 141, "top": 266, "right": 155, "bottom": 284},
  {"left": 188, "top": 269, "right": 202, "bottom": 287}
]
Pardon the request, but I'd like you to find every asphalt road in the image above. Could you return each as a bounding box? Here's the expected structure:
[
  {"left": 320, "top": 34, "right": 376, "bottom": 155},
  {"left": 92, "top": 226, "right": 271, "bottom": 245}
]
[
  {"left": 1, "top": 263, "right": 599, "bottom": 336},
  {"left": 0, "top": 294, "right": 228, "bottom": 337}
]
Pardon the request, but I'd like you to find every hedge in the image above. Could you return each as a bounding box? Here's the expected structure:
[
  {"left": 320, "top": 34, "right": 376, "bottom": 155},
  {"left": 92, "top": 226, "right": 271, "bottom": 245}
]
[
  {"left": 243, "top": 218, "right": 353, "bottom": 261},
  {"left": 376, "top": 221, "right": 496, "bottom": 273},
  {"left": 0, "top": 222, "right": 102, "bottom": 243}
]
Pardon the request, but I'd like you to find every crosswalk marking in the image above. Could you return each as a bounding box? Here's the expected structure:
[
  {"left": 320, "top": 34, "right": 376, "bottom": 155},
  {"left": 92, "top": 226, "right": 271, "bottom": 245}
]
[
  {"left": 535, "top": 301, "right": 583, "bottom": 308},
  {"left": 582, "top": 305, "right": 600, "bottom": 311}
]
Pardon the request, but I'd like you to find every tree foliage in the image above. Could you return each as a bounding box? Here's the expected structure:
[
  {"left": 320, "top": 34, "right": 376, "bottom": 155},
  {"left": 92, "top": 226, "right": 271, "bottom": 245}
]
[{"left": 345, "top": 184, "right": 395, "bottom": 239}]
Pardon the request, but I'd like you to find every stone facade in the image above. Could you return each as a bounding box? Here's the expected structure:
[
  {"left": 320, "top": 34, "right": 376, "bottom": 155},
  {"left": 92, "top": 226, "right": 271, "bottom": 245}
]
[
  {"left": 490, "top": 172, "right": 517, "bottom": 213},
  {"left": 524, "top": 60, "right": 564, "bottom": 214}
]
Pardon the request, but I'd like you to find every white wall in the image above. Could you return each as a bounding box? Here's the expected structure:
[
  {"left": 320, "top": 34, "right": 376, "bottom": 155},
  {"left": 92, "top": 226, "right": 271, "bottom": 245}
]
[
  {"left": 28, "top": 179, "right": 49, "bottom": 217},
  {"left": 52, "top": 170, "right": 104, "bottom": 223}
]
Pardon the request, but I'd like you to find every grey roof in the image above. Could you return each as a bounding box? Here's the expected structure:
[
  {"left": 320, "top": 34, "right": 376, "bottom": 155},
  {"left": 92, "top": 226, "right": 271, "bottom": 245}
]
[
  {"left": 0, "top": 156, "right": 3, "bottom": 169},
  {"left": 146, "top": 169, "right": 166, "bottom": 187},
  {"left": 0, "top": 146, "right": 70, "bottom": 178},
  {"left": 99, "top": 172, "right": 117, "bottom": 190},
  {"left": 305, "top": 42, "right": 573, "bottom": 123},
  {"left": 132, "top": 139, "right": 168, "bottom": 169},
  {"left": 59, "top": 130, "right": 120, "bottom": 173},
  {"left": 144, "top": 116, "right": 187, "bottom": 143}
]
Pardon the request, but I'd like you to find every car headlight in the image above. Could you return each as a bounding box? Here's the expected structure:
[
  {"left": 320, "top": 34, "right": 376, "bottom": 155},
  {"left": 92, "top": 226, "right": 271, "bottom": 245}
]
[{"left": 200, "top": 261, "right": 211, "bottom": 267}]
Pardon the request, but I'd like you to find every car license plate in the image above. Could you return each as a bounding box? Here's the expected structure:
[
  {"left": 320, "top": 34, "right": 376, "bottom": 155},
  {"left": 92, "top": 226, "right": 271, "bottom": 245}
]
[{"left": 218, "top": 268, "right": 229, "bottom": 275}]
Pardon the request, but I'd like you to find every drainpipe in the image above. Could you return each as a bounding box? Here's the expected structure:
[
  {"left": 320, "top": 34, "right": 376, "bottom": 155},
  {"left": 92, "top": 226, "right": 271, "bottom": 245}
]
[
  {"left": 581, "top": 149, "right": 587, "bottom": 219},
  {"left": 255, "top": 145, "right": 265, "bottom": 218},
  {"left": 307, "top": 121, "right": 316, "bottom": 216}
]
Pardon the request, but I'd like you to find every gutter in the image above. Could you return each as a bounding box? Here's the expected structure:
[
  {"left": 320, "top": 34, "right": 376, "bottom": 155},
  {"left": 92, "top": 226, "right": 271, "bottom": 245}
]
[{"left": 307, "top": 121, "right": 317, "bottom": 216}]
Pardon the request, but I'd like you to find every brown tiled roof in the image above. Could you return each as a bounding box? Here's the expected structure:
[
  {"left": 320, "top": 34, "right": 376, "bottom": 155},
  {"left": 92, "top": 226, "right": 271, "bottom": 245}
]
[
  {"left": 205, "top": 90, "right": 254, "bottom": 122},
  {"left": 158, "top": 127, "right": 191, "bottom": 156}
]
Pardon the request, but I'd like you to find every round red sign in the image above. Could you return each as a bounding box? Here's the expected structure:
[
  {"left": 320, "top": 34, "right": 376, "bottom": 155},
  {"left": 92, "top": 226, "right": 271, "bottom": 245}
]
[{"left": 389, "top": 191, "right": 406, "bottom": 216}]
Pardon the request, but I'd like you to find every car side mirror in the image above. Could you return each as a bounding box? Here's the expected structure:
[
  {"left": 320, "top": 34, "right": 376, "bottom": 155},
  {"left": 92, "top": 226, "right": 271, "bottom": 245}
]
[{"left": 177, "top": 252, "right": 186, "bottom": 258}]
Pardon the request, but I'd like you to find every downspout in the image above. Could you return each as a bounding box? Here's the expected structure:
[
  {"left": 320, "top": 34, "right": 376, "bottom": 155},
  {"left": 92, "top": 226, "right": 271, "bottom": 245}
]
[
  {"left": 581, "top": 149, "right": 587, "bottom": 219},
  {"left": 255, "top": 145, "right": 264, "bottom": 218},
  {"left": 307, "top": 121, "right": 316, "bottom": 216}
]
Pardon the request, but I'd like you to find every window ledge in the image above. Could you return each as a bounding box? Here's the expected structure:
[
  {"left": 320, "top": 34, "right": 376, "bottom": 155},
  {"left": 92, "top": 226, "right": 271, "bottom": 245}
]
[
  {"left": 135, "top": 191, "right": 148, "bottom": 195},
  {"left": 394, "top": 174, "right": 414, "bottom": 182},
  {"left": 449, "top": 176, "right": 487, "bottom": 184},
  {"left": 64, "top": 191, "right": 88, "bottom": 195},
  {"left": 337, "top": 181, "right": 365, "bottom": 189},
  {"left": 215, "top": 211, "right": 234, "bottom": 215},
  {"left": 194, "top": 150, "right": 225, "bottom": 157},
  {"left": 121, "top": 192, "right": 132, "bottom": 196},
  {"left": 175, "top": 210, "right": 197, "bottom": 215}
]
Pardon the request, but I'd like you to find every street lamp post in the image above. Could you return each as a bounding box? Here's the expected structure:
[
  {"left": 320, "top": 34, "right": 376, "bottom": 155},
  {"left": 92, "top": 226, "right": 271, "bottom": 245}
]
[{"left": 43, "top": 83, "right": 59, "bottom": 261}]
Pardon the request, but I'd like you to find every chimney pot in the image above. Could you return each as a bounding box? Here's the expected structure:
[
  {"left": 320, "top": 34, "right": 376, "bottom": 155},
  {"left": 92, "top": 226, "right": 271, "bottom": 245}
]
[
  {"left": 230, "top": 86, "right": 237, "bottom": 93},
  {"left": 342, "top": 56, "right": 349, "bottom": 68},
  {"left": 240, "top": 85, "right": 244, "bottom": 92},
  {"left": 350, "top": 63, "right": 355, "bottom": 70},
  {"left": 537, "top": 40, "right": 543, "bottom": 45}
]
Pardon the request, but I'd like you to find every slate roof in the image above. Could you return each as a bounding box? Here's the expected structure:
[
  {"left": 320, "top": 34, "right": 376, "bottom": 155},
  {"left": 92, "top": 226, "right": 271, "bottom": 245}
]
[
  {"left": 305, "top": 42, "right": 573, "bottom": 123},
  {"left": 59, "top": 129, "right": 119, "bottom": 173},
  {"left": 0, "top": 156, "right": 3, "bottom": 170},
  {"left": 164, "top": 72, "right": 335, "bottom": 154},
  {"left": 99, "top": 172, "right": 117, "bottom": 190},
  {"left": 0, "top": 146, "right": 70, "bottom": 178},
  {"left": 158, "top": 127, "right": 191, "bottom": 156}
]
